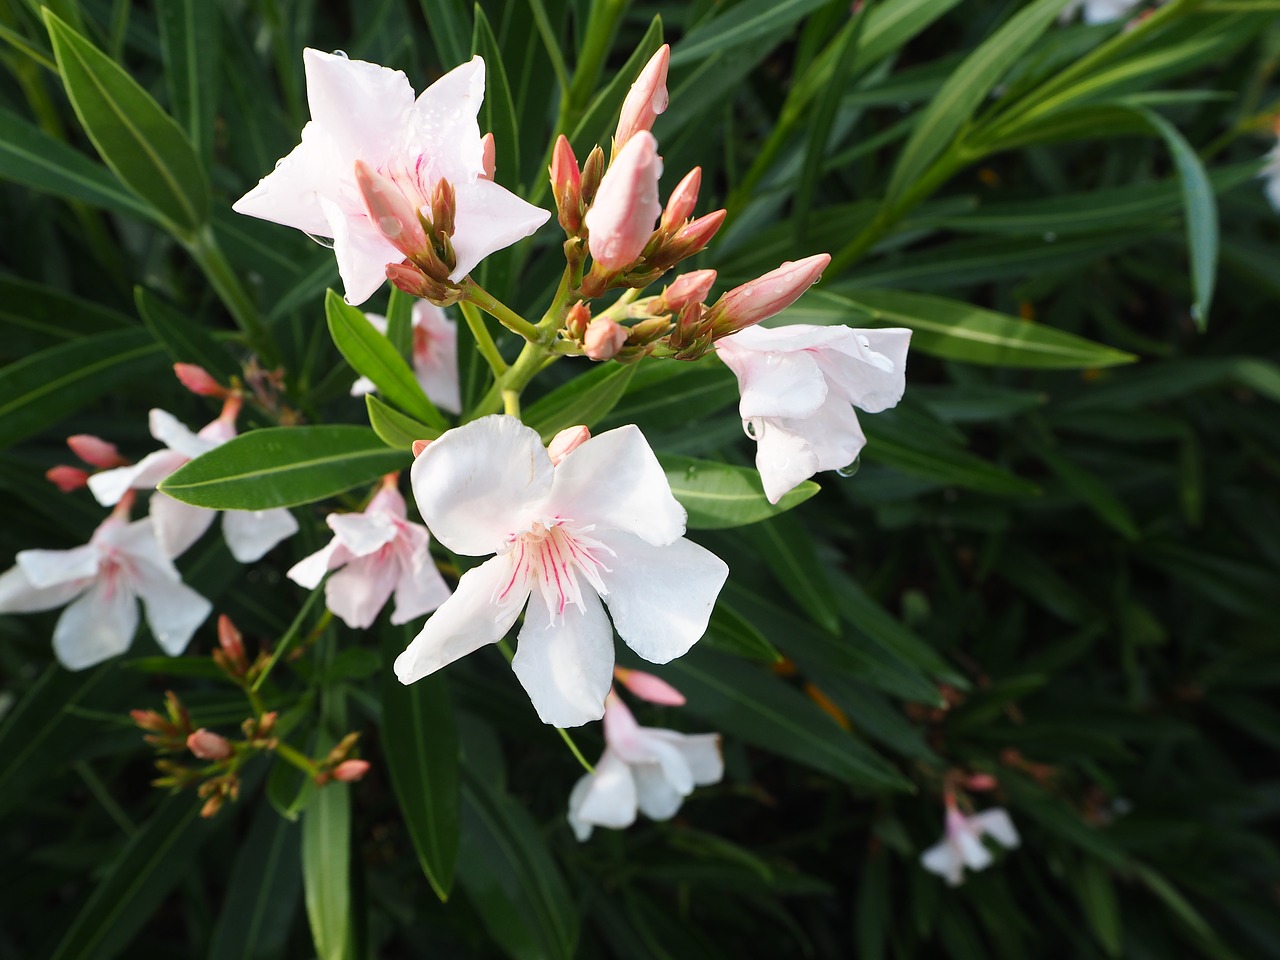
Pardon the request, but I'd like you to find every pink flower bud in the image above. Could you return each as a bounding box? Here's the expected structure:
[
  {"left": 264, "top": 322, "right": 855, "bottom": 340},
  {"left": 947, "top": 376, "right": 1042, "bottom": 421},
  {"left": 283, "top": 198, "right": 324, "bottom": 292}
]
[
  {"left": 187, "top": 729, "right": 233, "bottom": 761},
  {"left": 709, "top": 253, "right": 831, "bottom": 334},
  {"left": 547, "top": 425, "right": 590, "bottom": 465},
  {"left": 217, "top": 614, "right": 247, "bottom": 672},
  {"left": 669, "top": 209, "right": 725, "bottom": 258},
  {"left": 46, "top": 465, "right": 89, "bottom": 492},
  {"left": 332, "top": 759, "right": 371, "bottom": 782},
  {"left": 660, "top": 167, "right": 701, "bottom": 232},
  {"left": 173, "top": 363, "right": 227, "bottom": 397},
  {"left": 354, "top": 159, "right": 429, "bottom": 258},
  {"left": 966, "top": 773, "right": 999, "bottom": 791},
  {"left": 615, "top": 44, "right": 670, "bottom": 148},
  {"left": 660, "top": 269, "right": 716, "bottom": 312},
  {"left": 480, "top": 132, "right": 496, "bottom": 181},
  {"left": 411, "top": 439, "right": 433, "bottom": 457},
  {"left": 564, "top": 300, "right": 591, "bottom": 340},
  {"left": 67, "top": 434, "right": 126, "bottom": 468},
  {"left": 614, "top": 666, "right": 686, "bottom": 706},
  {"left": 583, "top": 317, "right": 629, "bottom": 361},
  {"left": 584, "top": 132, "right": 663, "bottom": 271},
  {"left": 551, "top": 135, "right": 583, "bottom": 233}
]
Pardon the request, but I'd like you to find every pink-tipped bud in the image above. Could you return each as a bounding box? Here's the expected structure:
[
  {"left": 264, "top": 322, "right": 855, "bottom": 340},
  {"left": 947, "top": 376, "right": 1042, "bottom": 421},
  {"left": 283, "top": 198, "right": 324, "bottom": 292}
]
[
  {"left": 332, "top": 759, "right": 371, "bottom": 782},
  {"left": 480, "top": 132, "right": 496, "bottom": 180},
  {"left": 615, "top": 44, "right": 670, "bottom": 149},
  {"left": 564, "top": 301, "right": 591, "bottom": 340},
  {"left": 217, "top": 615, "right": 247, "bottom": 673},
  {"left": 173, "top": 363, "right": 228, "bottom": 398},
  {"left": 46, "top": 465, "right": 89, "bottom": 492},
  {"left": 672, "top": 209, "right": 725, "bottom": 255},
  {"left": 187, "top": 729, "right": 233, "bottom": 761},
  {"left": 387, "top": 261, "right": 454, "bottom": 303},
  {"left": 547, "top": 425, "right": 590, "bottom": 465},
  {"left": 660, "top": 167, "right": 701, "bottom": 232},
  {"left": 660, "top": 269, "right": 716, "bottom": 313},
  {"left": 411, "top": 439, "right": 432, "bottom": 457},
  {"left": 708, "top": 253, "right": 831, "bottom": 335},
  {"left": 354, "top": 159, "right": 429, "bottom": 258},
  {"left": 67, "top": 434, "right": 126, "bottom": 468},
  {"left": 583, "top": 317, "right": 629, "bottom": 361},
  {"left": 551, "top": 135, "right": 583, "bottom": 234},
  {"left": 584, "top": 132, "right": 663, "bottom": 271},
  {"left": 965, "top": 773, "right": 999, "bottom": 791},
  {"left": 614, "top": 666, "right": 686, "bottom": 706}
]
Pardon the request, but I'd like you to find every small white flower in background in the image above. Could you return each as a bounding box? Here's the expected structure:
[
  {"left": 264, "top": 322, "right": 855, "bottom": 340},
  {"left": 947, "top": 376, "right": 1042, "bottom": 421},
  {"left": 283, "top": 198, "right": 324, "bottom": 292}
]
[
  {"left": 1262, "top": 139, "right": 1280, "bottom": 211},
  {"left": 394, "top": 416, "right": 729, "bottom": 728},
  {"left": 88, "top": 400, "right": 298, "bottom": 563},
  {"left": 920, "top": 802, "right": 1021, "bottom": 886},
  {"left": 287, "top": 475, "right": 451, "bottom": 630},
  {"left": 0, "top": 497, "right": 212, "bottom": 670},
  {"left": 568, "top": 691, "right": 722, "bottom": 841},
  {"left": 1058, "top": 0, "right": 1143, "bottom": 23},
  {"left": 715, "top": 323, "right": 911, "bottom": 504},
  {"left": 350, "top": 301, "right": 461, "bottom": 414},
  {"left": 232, "top": 49, "right": 549, "bottom": 305}
]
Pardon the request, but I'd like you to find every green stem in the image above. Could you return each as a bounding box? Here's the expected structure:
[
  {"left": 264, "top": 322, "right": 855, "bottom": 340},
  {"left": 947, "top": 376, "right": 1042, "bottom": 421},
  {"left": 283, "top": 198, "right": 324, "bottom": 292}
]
[
  {"left": 74, "top": 761, "right": 136, "bottom": 835},
  {"left": 463, "top": 280, "right": 542, "bottom": 342},
  {"left": 251, "top": 588, "right": 328, "bottom": 693},
  {"left": 185, "top": 226, "right": 279, "bottom": 365},
  {"left": 459, "top": 300, "right": 508, "bottom": 377},
  {"left": 274, "top": 740, "right": 320, "bottom": 777},
  {"left": 495, "top": 641, "right": 595, "bottom": 775}
]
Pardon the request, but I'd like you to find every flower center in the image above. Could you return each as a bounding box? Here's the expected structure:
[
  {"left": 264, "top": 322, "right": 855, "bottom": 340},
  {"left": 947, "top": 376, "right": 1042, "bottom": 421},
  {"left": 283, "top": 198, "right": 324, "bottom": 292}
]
[{"left": 496, "top": 521, "right": 613, "bottom": 621}]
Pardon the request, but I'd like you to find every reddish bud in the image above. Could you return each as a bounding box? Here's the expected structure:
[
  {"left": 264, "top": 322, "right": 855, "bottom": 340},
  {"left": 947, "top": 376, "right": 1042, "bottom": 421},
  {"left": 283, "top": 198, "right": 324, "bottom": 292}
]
[
  {"left": 579, "top": 145, "right": 606, "bottom": 209},
  {"left": 615, "top": 44, "right": 670, "bottom": 149},
  {"left": 550, "top": 135, "right": 583, "bottom": 233},
  {"left": 217, "top": 615, "right": 247, "bottom": 674},
  {"left": 584, "top": 317, "right": 629, "bottom": 361},
  {"left": 67, "top": 434, "right": 127, "bottom": 468},
  {"left": 669, "top": 209, "right": 725, "bottom": 259},
  {"left": 546, "top": 425, "right": 590, "bottom": 465},
  {"left": 564, "top": 301, "right": 591, "bottom": 340},
  {"left": 411, "top": 439, "right": 432, "bottom": 457},
  {"left": 46, "top": 465, "right": 89, "bottom": 492},
  {"left": 659, "top": 269, "right": 716, "bottom": 313},
  {"left": 614, "top": 666, "right": 686, "bottom": 706},
  {"left": 354, "top": 159, "right": 430, "bottom": 258},
  {"left": 660, "top": 167, "right": 701, "bottom": 232},
  {"left": 332, "top": 759, "right": 371, "bottom": 782},
  {"left": 173, "top": 363, "right": 228, "bottom": 398},
  {"left": 584, "top": 132, "right": 663, "bottom": 271},
  {"left": 187, "top": 729, "right": 233, "bottom": 761},
  {"left": 707, "top": 253, "right": 830, "bottom": 335},
  {"left": 480, "top": 132, "right": 496, "bottom": 180},
  {"left": 430, "top": 177, "right": 456, "bottom": 238},
  {"left": 966, "top": 773, "right": 999, "bottom": 792}
]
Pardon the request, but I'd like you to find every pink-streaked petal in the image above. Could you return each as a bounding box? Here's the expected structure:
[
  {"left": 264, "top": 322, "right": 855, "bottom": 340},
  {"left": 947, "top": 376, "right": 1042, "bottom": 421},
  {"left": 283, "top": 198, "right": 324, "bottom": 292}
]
[
  {"left": 410, "top": 415, "right": 553, "bottom": 556},
  {"left": 819, "top": 327, "right": 911, "bottom": 414},
  {"left": 569, "top": 750, "right": 637, "bottom": 838},
  {"left": 549, "top": 425, "right": 686, "bottom": 547},
  {"left": 394, "top": 555, "right": 525, "bottom": 684},
  {"left": 511, "top": 588, "right": 613, "bottom": 728},
  {"left": 448, "top": 177, "right": 551, "bottom": 281},
  {"left": 16, "top": 544, "right": 99, "bottom": 588},
  {"left": 150, "top": 409, "right": 218, "bottom": 459},
  {"left": 52, "top": 579, "right": 138, "bottom": 670},
  {"left": 149, "top": 493, "right": 217, "bottom": 559},
  {"left": 286, "top": 539, "right": 351, "bottom": 590},
  {"left": 327, "top": 510, "right": 399, "bottom": 557},
  {"left": 0, "top": 565, "right": 88, "bottom": 613},
  {"left": 325, "top": 554, "right": 399, "bottom": 629},
  {"left": 322, "top": 196, "right": 398, "bottom": 306},
  {"left": 717, "top": 336, "right": 828, "bottom": 421},
  {"left": 231, "top": 122, "right": 340, "bottom": 236},
  {"left": 751, "top": 417, "right": 822, "bottom": 505},
  {"left": 632, "top": 762, "right": 686, "bottom": 821},
  {"left": 920, "top": 838, "right": 964, "bottom": 886},
  {"left": 221, "top": 508, "right": 299, "bottom": 563},
  {"left": 409, "top": 56, "right": 487, "bottom": 182},
  {"left": 390, "top": 553, "right": 451, "bottom": 625},
  {"left": 87, "top": 449, "right": 189, "bottom": 506},
  {"left": 971, "top": 808, "right": 1020, "bottom": 849},
  {"left": 598, "top": 533, "right": 728, "bottom": 664},
  {"left": 304, "top": 48, "right": 414, "bottom": 159}
]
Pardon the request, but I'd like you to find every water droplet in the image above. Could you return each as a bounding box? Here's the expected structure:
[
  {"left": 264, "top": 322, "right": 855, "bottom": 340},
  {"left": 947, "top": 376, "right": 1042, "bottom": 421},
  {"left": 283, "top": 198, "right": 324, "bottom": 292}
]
[
  {"left": 898, "top": 101, "right": 911, "bottom": 113},
  {"left": 304, "top": 232, "right": 335, "bottom": 249},
  {"left": 379, "top": 215, "right": 402, "bottom": 238},
  {"left": 742, "top": 418, "right": 765, "bottom": 440},
  {"left": 332, "top": 49, "right": 349, "bottom": 59},
  {"left": 836, "top": 456, "right": 861, "bottom": 478},
  {"left": 1042, "top": 231, "right": 1057, "bottom": 243},
  {"left": 684, "top": 465, "right": 698, "bottom": 480}
]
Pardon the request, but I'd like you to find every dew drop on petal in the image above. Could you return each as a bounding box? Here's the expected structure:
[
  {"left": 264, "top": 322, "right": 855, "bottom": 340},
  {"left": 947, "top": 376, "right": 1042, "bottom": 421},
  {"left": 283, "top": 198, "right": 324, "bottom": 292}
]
[
  {"left": 836, "top": 456, "right": 861, "bottom": 478},
  {"left": 379, "top": 215, "right": 402, "bottom": 238},
  {"left": 332, "top": 49, "right": 349, "bottom": 59},
  {"left": 743, "top": 418, "right": 765, "bottom": 440},
  {"left": 304, "top": 232, "right": 335, "bottom": 249}
]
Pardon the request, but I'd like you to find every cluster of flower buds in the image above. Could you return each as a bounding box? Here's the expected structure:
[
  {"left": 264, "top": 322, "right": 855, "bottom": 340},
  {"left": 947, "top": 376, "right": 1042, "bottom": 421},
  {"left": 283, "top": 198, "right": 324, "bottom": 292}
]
[
  {"left": 312, "top": 732, "right": 370, "bottom": 786},
  {"left": 45, "top": 433, "right": 129, "bottom": 492},
  {"left": 130, "top": 689, "right": 193, "bottom": 753}
]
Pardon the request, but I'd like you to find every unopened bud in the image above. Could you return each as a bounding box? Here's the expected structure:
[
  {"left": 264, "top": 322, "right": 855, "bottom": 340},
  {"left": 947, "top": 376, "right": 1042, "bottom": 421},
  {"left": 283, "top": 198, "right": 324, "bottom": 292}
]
[
  {"left": 564, "top": 301, "right": 591, "bottom": 340},
  {"left": 67, "top": 434, "right": 126, "bottom": 468},
  {"left": 584, "top": 317, "right": 629, "bottom": 361},
  {"left": 658, "top": 269, "right": 716, "bottom": 313},
  {"left": 966, "top": 773, "right": 999, "bottom": 791},
  {"left": 550, "top": 135, "right": 583, "bottom": 234},
  {"left": 615, "top": 44, "right": 670, "bottom": 150},
  {"left": 706, "top": 253, "right": 830, "bottom": 336},
  {"left": 480, "top": 132, "right": 496, "bottom": 180},
  {"left": 332, "top": 759, "right": 371, "bottom": 782},
  {"left": 326, "top": 732, "right": 361, "bottom": 766},
  {"left": 614, "top": 666, "right": 686, "bottom": 706},
  {"left": 664, "top": 209, "right": 725, "bottom": 264},
  {"left": 547, "top": 425, "right": 590, "bottom": 465},
  {"left": 660, "top": 167, "right": 701, "bottom": 232},
  {"left": 216, "top": 614, "right": 247, "bottom": 675},
  {"left": 411, "top": 438, "right": 432, "bottom": 457},
  {"left": 626, "top": 316, "right": 674, "bottom": 347},
  {"left": 200, "top": 794, "right": 223, "bottom": 818},
  {"left": 354, "top": 160, "right": 430, "bottom": 259},
  {"left": 187, "top": 729, "right": 233, "bottom": 761},
  {"left": 46, "top": 465, "right": 89, "bottom": 492},
  {"left": 579, "top": 145, "right": 606, "bottom": 208},
  {"left": 173, "top": 363, "right": 228, "bottom": 398},
  {"left": 430, "top": 178, "right": 456, "bottom": 239},
  {"left": 584, "top": 132, "right": 663, "bottom": 272},
  {"left": 131, "top": 708, "right": 168, "bottom": 733},
  {"left": 387, "top": 261, "right": 456, "bottom": 304}
]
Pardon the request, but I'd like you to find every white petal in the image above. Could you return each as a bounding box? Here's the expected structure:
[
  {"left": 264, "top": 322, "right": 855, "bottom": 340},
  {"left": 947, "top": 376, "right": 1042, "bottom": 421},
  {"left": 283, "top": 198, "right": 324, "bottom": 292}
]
[
  {"left": 413, "top": 303, "right": 461, "bottom": 414},
  {"left": 350, "top": 375, "right": 375, "bottom": 397},
  {"left": 409, "top": 56, "right": 486, "bottom": 182},
  {"left": 717, "top": 339, "right": 829, "bottom": 421},
  {"left": 971, "top": 808, "right": 1020, "bottom": 850},
  {"left": 799, "top": 398, "right": 868, "bottom": 475},
  {"left": 221, "top": 507, "right": 299, "bottom": 563},
  {"left": 651, "top": 731, "right": 723, "bottom": 786},
  {"left": 135, "top": 571, "right": 212, "bottom": 656},
  {"left": 390, "top": 552, "right": 452, "bottom": 625},
  {"left": 448, "top": 177, "right": 551, "bottom": 281},
  {"left": 549, "top": 425, "right": 686, "bottom": 546},
  {"left": 598, "top": 533, "right": 728, "bottom": 664},
  {"left": 750, "top": 417, "right": 821, "bottom": 505},
  {"left": 149, "top": 493, "right": 217, "bottom": 559},
  {"left": 231, "top": 121, "right": 341, "bottom": 236},
  {"left": 322, "top": 195, "right": 398, "bottom": 306},
  {"left": 511, "top": 588, "right": 613, "bottom": 728},
  {"left": 410, "top": 415, "right": 553, "bottom": 556},
  {"left": 956, "top": 827, "right": 993, "bottom": 872},
  {"left": 325, "top": 554, "right": 399, "bottom": 629},
  {"left": 150, "top": 409, "right": 219, "bottom": 459},
  {"left": 16, "top": 544, "right": 99, "bottom": 588},
  {"left": 570, "top": 750, "right": 638, "bottom": 834},
  {"left": 920, "top": 838, "right": 964, "bottom": 886},
  {"left": 566, "top": 772, "right": 598, "bottom": 842},
  {"left": 286, "top": 539, "right": 349, "bottom": 590},
  {"left": 0, "top": 564, "right": 88, "bottom": 613},
  {"left": 304, "top": 48, "right": 414, "bottom": 159},
  {"left": 52, "top": 579, "right": 138, "bottom": 670},
  {"left": 632, "top": 762, "right": 686, "bottom": 821},
  {"left": 327, "top": 510, "right": 398, "bottom": 557},
  {"left": 819, "top": 327, "right": 911, "bottom": 414},
  {"left": 394, "top": 555, "right": 524, "bottom": 684},
  {"left": 87, "top": 449, "right": 188, "bottom": 505}
]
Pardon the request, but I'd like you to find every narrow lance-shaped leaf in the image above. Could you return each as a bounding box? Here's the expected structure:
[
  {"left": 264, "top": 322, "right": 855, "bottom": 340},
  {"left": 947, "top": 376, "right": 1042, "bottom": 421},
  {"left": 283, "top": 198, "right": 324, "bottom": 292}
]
[
  {"left": 366, "top": 395, "right": 443, "bottom": 451},
  {"left": 660, "top": 454, "right": 820, "bottom": 528},
  {"left": 524, "top": 363, "right": 637, "bottom": 442}
]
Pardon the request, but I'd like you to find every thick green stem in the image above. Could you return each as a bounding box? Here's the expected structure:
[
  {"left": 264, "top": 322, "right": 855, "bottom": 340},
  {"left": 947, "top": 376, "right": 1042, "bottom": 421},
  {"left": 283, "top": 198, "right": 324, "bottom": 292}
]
[
  {"left": 185, "top": 226, "right": 279, "bottom": 366},
  {"left": 274, "top": 740, "right": 320, "bottom": 777},
  {"left": 459, "top": 300, "right": 508, "bottom": 377},
  {"left": 463, "top": 280, "right": 542, "bottom": 342}
]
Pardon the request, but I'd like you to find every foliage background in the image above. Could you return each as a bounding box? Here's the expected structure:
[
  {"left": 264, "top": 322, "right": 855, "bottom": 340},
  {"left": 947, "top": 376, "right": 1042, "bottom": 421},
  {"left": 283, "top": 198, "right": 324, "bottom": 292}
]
[{"left": 1, "top": 0, "right": 1279, "bottom": 958}]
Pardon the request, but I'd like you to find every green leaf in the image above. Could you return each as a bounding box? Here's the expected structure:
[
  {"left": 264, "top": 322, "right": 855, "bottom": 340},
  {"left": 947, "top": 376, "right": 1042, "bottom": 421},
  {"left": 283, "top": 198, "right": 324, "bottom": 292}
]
[
  {"left": 1075, "top": 858, "right": 1123, "bottom": 958},
  {"left": 0, "top": 275, "right": 132, "bottom": 358},
  {"left": 472, "top": 7, "right": 519, "bottom": 186},
  {"left": 0, "top": 329, "right": 164, "bottom": 452},
  {"left": 325, "top": 289, "right": 449, "bottom": 430},
  {"left": 135, "top": 286, "right": 239, "bottom": 380},
  {"left": 417, "top": 0, "right": 471, "bottom": 69},
  {"left": 302, "top": 776, "right": 353, "bottom": 960},
  {"left": 524, "top": 362, "right": 637, "bottom": 442},
  {"left": 704, "top": 601, "right": 784, "bottom": 663},
  {"left": 155, "top": 0, "right": 217, "bottom": 163},
  {"left": 670, "top": 0, "right": 827, "bottom": 66},
  {"left": 1031, "top": 436, "right": 1140, "bottom": 541},
  {"left": 739, "top": 514, "right": 841, "bottom": 634},
  {"left": 857, "top": 0, "right": 967, "bottom": 65},
  {"left": 365, "top": 394, "right": 442, "bottom": 451},
  {"left": 661, "top": 455, "right": 819, "bottom": 529},
  {"left": 567, "top": 16, "right": 663, "bottom": 155},
  {"left": 385, "top": 288, "right": 415, "bottom": 362},
  {"left": 861, "top": 417, "right": 1041, "bottom": 497},
  {"left": 43, "top": 8, "right": 209, "bottom": 234},
  {"left": 209, "top": 804, "right": 303, "bottom": 960},
  {"left": 602, "top": 360, "right": 739, "bottom": 433},
  {"left": 803, "top": 290, "right": 1136, "bottom": 368},
  {"left": 382, "top": 634, "right": 460, "bottom": 901},
  {"left": 160, "top": 425, "right": 410, "bottom": 509}
]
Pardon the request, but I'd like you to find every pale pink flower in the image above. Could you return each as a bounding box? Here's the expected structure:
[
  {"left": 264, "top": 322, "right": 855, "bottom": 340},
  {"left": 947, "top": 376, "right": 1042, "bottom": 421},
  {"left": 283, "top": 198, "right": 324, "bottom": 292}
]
[
  {"left": 287, "top": 479, "right": 450, "bottom": 630},
  {"left": 920, "top": 803, "right": 1020, "bottom": 886},
  {"left": 349, "top": 301, "right": 461, "bottom": 413},
  {"left": 614, "top": 666, "right": 686, "bottom": 706},
  {"left": 233, "top": 50, "right": 549, "bottom": 305},
  {"left": 716, "top": 323, "right": 911, "bottom": 504},
  {"left": 614, "top": 45, "right": 670, "bottom": 148},
  {"left": 0, "top": 508, "right": 212, "bottom": 670},
  {"left": 584, "top": 131, "right": 663, "bottom": 271},
  {"left": 88, "top": 406, "right": 298, "bottom": 562},
  {"left": 567, "top": 691, "right": 721, "bottom": 840},
  {"left": 395, "top": 416, "right": 729, "bottom": 728}
]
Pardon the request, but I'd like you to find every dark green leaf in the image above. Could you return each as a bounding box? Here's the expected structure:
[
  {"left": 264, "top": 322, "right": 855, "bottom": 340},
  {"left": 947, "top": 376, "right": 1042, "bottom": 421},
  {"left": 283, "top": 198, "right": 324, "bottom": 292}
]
[
  {"left": 525, "top": 362, "right": 637, "bottom": 441},
  {"left": 365, "top": 394, "right": 442, "bottom": 451},
  {"left": 135, "top": 286, "right": 239, "bottom": 380},
  {"left": 661, "top": 455, "right": 819, "bottom": 528},
  {"left": 209, "top": 803, "right": 303, "bottom": 960}
]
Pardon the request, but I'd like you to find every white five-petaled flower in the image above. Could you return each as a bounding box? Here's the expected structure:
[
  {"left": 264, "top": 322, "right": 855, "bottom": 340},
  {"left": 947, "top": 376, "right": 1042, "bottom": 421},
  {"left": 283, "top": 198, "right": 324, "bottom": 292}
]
[
  {"left": 568, "top": 691, "right": 722, "bottom": 841},
  {"left": 232, "top": 49, "right": 549, "bottom": 305},
  {"left": 394, "top": 416, "right": 730, "bottom": 728},
  {"left": 920, "top": 803, "right": 1021, "bottom": 887},
  {"left": 87, "top": 405, "right": 298, "bottom": 563},
  {"left": 349, "top": 301, "right": 461, "bottom": 414},
  {"left": 287, "top": 476, "right": 451, "bottom": 630},
  {"left": 0, "top": 505, "right": 212, "bottom": 670},
  {"left": 715, "top": 323, "right": 911, "bottom": 504}
]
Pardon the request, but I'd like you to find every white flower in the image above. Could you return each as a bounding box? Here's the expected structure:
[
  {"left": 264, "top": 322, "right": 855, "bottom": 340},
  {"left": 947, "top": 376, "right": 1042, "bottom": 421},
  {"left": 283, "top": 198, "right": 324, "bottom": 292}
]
[
  {"left": 232, "top": 49, "right": 549, "bottom": 305},
  {"left": 394, "top": 416, "right": 729, "bottom": 728},
  {"left": 568, "top": 691, "right": 722, "bottom": 841},
  {"left": 287, "top": 477, "right": 451, "bottom": 629},
  {"left": 349, "top": 301, "right": 461, "bottom": 413},
  {"left": 1058, "top": 0, "right": 1143, "bottom": 23},
  {"left": 920, "top": 804, "right": 1021, "bottom": 886},
  {"left": 1262, "top": 140, "right": 1280, "bottom": 212},
  {"left": 715, "top": 323, "right": 911, "bottom": 504},
  {"left": 0, "top": 510, "right": 212, "bottom": 670},
  {"left": 88, "top": 406, "right": 298, "bottom": 562}
]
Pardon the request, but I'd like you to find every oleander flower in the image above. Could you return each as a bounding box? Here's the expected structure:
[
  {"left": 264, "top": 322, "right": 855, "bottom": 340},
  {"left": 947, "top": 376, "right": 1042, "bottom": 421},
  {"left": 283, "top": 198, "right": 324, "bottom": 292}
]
[
  {"left": 715, "top": 323, "right": 911, "bottom": 504},
  {"left": 567, "top": 691, "right": 722, "bottom": 841},
  {"left": 394, "top": 416, "right": 729, "bottom": 727},
  {"left": 287, "top": 476, "right": 451, "bottom": 629},
  {"left": 233, "top": 49, "right": 549, "bottom": 305},
  {"left": 920, "top": 803, "right": 1021, "bottom": 887},
  {"left": 349, "top": 301, "right": 461, "bottom": 414}
]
